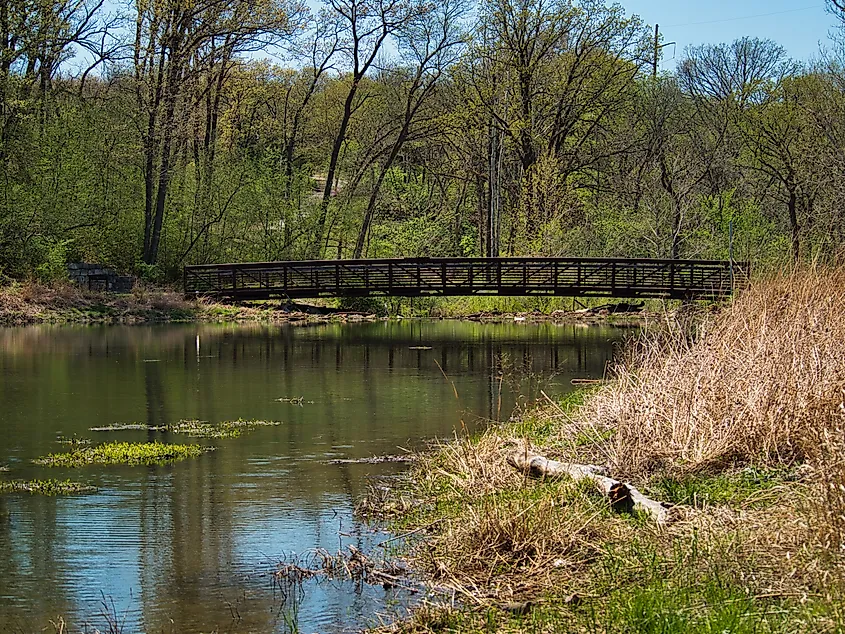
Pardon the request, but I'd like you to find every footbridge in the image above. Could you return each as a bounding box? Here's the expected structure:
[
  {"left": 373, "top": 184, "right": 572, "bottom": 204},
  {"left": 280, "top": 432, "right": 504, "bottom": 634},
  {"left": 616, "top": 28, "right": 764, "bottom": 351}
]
[{"left": 184, "top": 257, "right": 746, "bottom": 301}]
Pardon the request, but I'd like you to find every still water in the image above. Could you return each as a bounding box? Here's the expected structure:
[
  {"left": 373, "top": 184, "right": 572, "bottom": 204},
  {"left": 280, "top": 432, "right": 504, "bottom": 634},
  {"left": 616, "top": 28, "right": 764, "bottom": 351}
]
[{"left": 0, "top": 320, "right": 628, "bottom": 633}]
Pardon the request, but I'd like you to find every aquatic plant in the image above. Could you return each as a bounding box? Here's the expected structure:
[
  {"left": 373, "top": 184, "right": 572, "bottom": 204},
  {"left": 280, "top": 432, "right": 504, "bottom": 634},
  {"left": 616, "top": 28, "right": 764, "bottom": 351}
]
[
  {"left": 173, "top": 418, "right": 280, "bottom": 438},
  {"left": 0, "top": 479, "right": 97, "bottom": 494},
  {"left": 89, "top": 419, "right": 281, "bottom": 439},
  {"left": 56, "top": 435, "right": 92, "bottom": 446},
  {"left": 34, "top": 441, "right": 213, "bottom": 467}
]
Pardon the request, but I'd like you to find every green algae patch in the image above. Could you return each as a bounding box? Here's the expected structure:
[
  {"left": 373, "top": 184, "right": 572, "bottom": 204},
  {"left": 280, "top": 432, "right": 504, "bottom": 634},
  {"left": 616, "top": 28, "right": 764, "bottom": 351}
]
[
  {"left": 34, "top": 441, "right": 213, "bottom": 467},
  {"left": 0, "top": 479, "right": 97, "bottom": 495},
  {"left": 90, "top": 419, "right": 281, "bottom": 439}
]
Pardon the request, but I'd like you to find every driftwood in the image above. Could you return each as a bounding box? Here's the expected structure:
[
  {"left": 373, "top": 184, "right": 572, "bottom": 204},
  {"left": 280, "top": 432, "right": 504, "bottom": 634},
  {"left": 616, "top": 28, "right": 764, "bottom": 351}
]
[{"left": 507, "top": 449, "right": 670, "bottom": 524}]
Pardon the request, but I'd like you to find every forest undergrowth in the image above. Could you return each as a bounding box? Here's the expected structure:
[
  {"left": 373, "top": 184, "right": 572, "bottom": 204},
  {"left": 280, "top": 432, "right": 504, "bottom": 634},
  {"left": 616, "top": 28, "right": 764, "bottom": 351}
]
[{"left": 361, "top": 267, "right": 845, "bottom": 633}]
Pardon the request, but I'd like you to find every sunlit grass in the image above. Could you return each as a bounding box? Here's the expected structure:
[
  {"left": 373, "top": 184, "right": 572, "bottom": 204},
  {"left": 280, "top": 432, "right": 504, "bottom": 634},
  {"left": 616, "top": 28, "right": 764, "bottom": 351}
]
[{"left": 362, "top": 268, "right": 845, "bottom": 633}]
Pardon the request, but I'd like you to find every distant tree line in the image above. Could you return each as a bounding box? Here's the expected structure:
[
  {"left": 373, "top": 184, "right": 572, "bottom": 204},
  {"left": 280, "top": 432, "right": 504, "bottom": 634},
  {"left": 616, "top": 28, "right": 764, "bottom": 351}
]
[{"left": 1, "top": 0, "right": 845, "bottom": 281}]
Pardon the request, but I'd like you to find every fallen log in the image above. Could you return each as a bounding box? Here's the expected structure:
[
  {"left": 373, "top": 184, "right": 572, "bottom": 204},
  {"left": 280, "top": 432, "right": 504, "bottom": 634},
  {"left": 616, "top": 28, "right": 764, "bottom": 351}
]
[{"left": 507, "top": 449, "right": 670, "bottom": 524}]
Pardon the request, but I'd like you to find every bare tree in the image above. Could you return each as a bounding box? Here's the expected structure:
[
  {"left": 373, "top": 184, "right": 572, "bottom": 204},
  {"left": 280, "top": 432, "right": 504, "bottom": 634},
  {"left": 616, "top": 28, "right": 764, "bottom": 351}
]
[
  {"left": 351, "top": 0, "right": 468, "bottom": 257},
  {"left": 311, "top": 0, "right": 412, "bottom": 256}
]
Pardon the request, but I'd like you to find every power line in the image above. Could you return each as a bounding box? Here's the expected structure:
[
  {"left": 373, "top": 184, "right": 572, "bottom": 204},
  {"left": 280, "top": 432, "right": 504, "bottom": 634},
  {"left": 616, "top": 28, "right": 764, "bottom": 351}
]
[{"left": 666, "top": 5, "right": 822, "bottom": 28}]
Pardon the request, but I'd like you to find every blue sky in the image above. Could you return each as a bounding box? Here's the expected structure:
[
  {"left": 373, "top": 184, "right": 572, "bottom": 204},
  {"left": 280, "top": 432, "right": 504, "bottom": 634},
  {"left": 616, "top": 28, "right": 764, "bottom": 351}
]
[{"left": 623, "top": 0, "right": 837, "bottom": 70}]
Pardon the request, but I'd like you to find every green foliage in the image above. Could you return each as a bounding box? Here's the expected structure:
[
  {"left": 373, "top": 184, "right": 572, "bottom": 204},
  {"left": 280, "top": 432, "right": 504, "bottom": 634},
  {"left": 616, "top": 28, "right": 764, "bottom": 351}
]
[
  {"left": 135, "top": 262, "right": 165, "bottom": 284},
  {"left": 34, "top": 238, "right": 71, "bottom": 282},
  {"left": 0, "top": 2, "right": 842, "bottom": 281}
]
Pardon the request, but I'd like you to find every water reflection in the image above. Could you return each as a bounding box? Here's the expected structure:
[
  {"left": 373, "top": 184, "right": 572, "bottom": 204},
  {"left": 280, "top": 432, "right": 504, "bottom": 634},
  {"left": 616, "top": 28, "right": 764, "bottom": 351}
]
[{"left": 0, "top": 321, "right": 629, "bottom": 632}]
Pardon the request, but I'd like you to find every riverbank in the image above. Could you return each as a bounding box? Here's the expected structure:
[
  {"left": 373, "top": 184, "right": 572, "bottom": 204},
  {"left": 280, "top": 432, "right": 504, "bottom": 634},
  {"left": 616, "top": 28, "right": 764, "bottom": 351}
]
[
  {"left": 0, "top": 281, "right": 660, "bottom": 326},
  {"left": 0, "top": 281, "right": 378, "bottom": 325},
  {"left": 365, "top": 268, "right": 845, "bottom": 632}
]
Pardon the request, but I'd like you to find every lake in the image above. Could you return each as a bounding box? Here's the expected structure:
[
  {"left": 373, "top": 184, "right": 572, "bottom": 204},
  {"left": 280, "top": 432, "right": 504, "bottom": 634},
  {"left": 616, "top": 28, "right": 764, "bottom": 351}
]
[{"left": 0, "top": 320, "right": 629, "bottom": 633}]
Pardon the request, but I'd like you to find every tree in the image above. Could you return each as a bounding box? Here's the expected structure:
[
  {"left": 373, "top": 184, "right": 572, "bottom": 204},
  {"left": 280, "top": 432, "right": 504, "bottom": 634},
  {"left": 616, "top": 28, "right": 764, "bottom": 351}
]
[
  {"left": 311, "top": 0, "right": 413, "bottom": 256},
  {"left": 351, "top": 0, "right": 468, "bottom": 257},
  {"left": 133, "top": 0, "right": 304, "bottom": 265}
]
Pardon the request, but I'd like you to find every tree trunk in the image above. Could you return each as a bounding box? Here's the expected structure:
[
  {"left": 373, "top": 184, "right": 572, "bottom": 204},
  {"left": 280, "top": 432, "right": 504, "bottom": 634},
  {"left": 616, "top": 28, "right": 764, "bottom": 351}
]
[
  {"left": 145, "top": 57, "right": 182, "bottom": 265},
  {"left": 353, "top": 123, "right": 410, "bottom": 258},
  {"left": 314, "top": 81, "right": 358, "bottom": 257},
  {"left": 788, "top": 190, "right": 800, "bottom": 265}
]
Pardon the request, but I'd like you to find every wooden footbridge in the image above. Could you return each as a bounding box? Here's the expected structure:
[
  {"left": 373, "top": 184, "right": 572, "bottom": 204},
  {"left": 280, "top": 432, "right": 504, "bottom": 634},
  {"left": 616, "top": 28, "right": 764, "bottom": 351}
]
[{"left": 184, "top": 257, "right": 746, "bottom": 301}]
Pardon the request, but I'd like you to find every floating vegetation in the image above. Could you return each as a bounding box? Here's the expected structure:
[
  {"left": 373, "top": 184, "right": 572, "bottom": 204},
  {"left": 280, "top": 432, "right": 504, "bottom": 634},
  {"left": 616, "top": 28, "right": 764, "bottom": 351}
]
[
  {"left": 170, "top": 418, "right": 280, "bottom": 438},
  {"left": 89, "top": 419, "right": 281, "bottom": 439},
  {"left": 0, "top": 479, "right": 97, "bottom": 495},
  {"left": 328, "top": 454, "right": 415, "bottom": 465},
  {"left": 34, "top": 441, "right": 213, "bottom": 467},
  {"left": 56, "top": 435, "right": 92, "bottom": 446},
  {"left": 89, "top": 423, "right": 155, "bottom": 432}
]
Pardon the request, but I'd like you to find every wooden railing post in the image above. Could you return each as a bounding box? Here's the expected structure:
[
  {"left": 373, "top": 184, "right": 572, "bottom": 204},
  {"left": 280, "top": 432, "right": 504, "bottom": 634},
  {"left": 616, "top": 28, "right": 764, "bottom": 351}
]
[{"left": 669, "top": 261, "right": 675, "bottom": 295}]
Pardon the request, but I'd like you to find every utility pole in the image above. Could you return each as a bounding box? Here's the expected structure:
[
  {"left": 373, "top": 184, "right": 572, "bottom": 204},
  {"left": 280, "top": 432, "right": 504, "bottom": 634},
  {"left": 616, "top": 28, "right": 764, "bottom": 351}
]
[
  {"left": 652, "top": 24, "right": 675, "bottom": 79},
  {"left": 653, "top": 24, "right": 659, "bottom": 78}
]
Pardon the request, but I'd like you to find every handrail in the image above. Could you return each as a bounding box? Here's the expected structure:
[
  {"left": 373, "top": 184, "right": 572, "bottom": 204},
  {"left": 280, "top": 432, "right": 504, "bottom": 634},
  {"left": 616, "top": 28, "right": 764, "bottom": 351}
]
[{"left": 184, "top": 257, "right": 748, "bottom": 301}]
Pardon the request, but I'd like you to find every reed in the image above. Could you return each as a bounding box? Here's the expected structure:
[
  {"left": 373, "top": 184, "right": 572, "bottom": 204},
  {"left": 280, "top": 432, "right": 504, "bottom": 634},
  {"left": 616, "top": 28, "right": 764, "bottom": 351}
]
[{"left": 576, "top": 268, "right": 845, "bottom": 478}]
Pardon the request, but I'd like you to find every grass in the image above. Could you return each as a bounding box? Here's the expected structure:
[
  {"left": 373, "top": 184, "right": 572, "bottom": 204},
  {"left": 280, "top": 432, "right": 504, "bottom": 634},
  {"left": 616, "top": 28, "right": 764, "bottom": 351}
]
[
  {"left": 34, "top": 440, "right": 213, "bottom": 467},
  {"left": 0, "top": 479, "right": 97, "bottom": 495},
  {"left": 90, "top": 418, "right": 280, "bottom": 438},
  {"left": 363, "top": 267, "right": 845, "bottom": 633},
  {"left": 648, "top": 466, "right": 794, "bottom": 509}
]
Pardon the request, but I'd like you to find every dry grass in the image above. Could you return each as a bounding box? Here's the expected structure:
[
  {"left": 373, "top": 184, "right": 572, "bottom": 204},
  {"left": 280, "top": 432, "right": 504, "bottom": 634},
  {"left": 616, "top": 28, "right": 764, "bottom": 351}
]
[
  {"left": 571, "top": 269, "right": 845, "bottom": 479},
  {"left": 364, "top": 268, "right": 845, "bottom": 631},
  {"left": 0, "top": 280, "right": 194, "bottom": 323},
  {"left": 0, "top": 279, "right": 363, "bottom": 324}
]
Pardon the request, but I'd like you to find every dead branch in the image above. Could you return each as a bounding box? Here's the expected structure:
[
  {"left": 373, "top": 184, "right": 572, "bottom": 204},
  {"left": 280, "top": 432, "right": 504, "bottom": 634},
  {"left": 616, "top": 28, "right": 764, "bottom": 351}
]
[{"left": 507, "top": 449, "right": 671, "bottom": 524}]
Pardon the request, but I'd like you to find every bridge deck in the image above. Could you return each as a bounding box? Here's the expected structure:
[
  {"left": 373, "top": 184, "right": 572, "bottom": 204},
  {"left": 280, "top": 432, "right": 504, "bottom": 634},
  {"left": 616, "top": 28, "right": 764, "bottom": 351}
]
[{"left": 184, "top": 257, "right": 747, "bottom": 301}]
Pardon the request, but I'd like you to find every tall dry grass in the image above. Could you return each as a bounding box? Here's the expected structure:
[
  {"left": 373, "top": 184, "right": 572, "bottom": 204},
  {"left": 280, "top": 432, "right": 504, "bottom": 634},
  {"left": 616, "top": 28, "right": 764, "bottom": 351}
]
[{"left": 575, "top": 268, "right": 845, "bottom": 478}]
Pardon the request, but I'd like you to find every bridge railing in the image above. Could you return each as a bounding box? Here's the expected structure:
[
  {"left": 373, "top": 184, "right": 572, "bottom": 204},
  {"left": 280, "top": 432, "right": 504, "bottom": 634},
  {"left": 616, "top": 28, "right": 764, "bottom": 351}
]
[{"left": 184, "top": 257, "right": 748, "bottom": 300}]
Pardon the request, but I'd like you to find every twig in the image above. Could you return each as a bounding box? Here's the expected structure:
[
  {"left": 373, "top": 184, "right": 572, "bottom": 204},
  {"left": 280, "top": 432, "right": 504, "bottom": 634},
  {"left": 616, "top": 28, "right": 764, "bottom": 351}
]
[
  {"left": 434, "top": 358, "right": 460, "bottom": 400},
  {"left": 377, "top": 519, "right": 445, "bottom": 547},
  {"left": 540, "top": 390, "right": 565, "bottom": 415}
]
